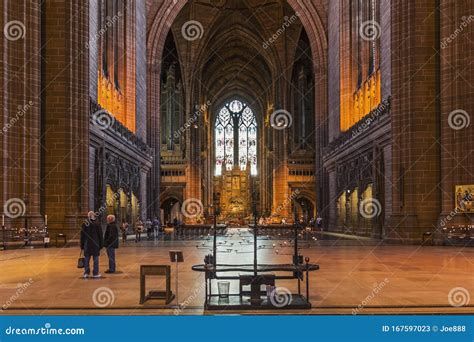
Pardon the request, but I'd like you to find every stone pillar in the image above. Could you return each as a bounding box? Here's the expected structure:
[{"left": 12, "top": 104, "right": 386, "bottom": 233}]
[
  {"left": 43, "top": 0, "right": 90, "bottom": 234},
  {"left": 327, "top": 166, "right": 338, "bottom": 231},
  {"left": 135, "top": 0, "right": 147, "bottom": 141},
  {"left": 271, "top": 108, "right": 290, "bottom": 221},
  {"left": 327, "top": 0, "right": 340, "bottom": 143},
  {"left": 140, "top": 169, "right": 148, "bottom": 220},
  {"left": 184, "top": 96, "right": 202, "bottom": 223},
  {"left": 1, "top": 1, "right": 43, "bottom": 228},
  {"left": 388, "top": 0, "right": 441, "bottom": 243},
  {"left": 437, "top": 0, "right": 474, "bottom": 234},
  {"left": 147, "top": 62, "right": 161, "bottom": 217}
]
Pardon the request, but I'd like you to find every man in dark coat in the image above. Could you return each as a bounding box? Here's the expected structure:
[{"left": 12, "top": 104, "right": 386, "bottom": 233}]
[
  {"left": 80, "top": 211, "right": 103, "bottom": 278},
  {"left": 104, "top": 214, "right": 119, "bottom": 273}
]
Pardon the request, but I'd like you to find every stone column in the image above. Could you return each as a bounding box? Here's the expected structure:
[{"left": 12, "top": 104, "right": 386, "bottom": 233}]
[
  {"left": 1, "top": 1, "right": 43, "bottom": 228},
  {"left": 43, "top": 0, "right": 90, "bottom": 234},
  {"left": 437, "top": 0, "right": 474, "bottom": 234},
  {"left": 388, "top": 0, "right": 441, "bottom": 243}
]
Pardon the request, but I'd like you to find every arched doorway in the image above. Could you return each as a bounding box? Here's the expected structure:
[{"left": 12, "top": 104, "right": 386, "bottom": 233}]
[
  {"left": 161, "top": 197, "right": 182, "bottom": 226},
  {"left": 294, "top": 197, "right": 315, "bottom": 223}
]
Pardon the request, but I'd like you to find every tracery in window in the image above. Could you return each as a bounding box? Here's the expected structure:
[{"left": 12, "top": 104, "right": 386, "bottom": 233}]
[{"left": 215, "top": 100, "right": 257, "bottom": 176}]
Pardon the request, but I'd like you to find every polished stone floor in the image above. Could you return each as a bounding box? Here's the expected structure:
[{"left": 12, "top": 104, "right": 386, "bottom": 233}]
[{"left": 0, "top": 229, "right": 472, "bottom": 315}]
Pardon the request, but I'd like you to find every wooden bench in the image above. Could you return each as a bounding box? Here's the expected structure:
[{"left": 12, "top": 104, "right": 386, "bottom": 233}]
[
  {"left": 55, "top": 233, "right": 67, "bottom": 247},
  {"left": 140, "top": 265, "right": 174, "bottom": 305}
]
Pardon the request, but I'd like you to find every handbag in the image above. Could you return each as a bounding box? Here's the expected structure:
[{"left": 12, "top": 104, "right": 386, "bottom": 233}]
[{"left": 77, "top": 250, "right": 85, "bottom": 269}]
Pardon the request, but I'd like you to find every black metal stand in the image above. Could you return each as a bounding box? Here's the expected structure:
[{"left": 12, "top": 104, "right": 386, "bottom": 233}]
[
  {"left": 1, "top": 223, "right": 5, "bottom": 250},
  {"left": 193, "top": 194, "right": 319, "bottom": 310},
  {"left": 248, "top": 208, "right": 264, "bottom": 305},
  {"left": 23, "top": 195, "right": 29, "bottom": 247},
  {"left": 213, "top": 214, "right": 217, "bottom": 269},
  {"left": 44, "top": 224, "right": 50, "bottom": 248},
  {"left": 23, "top": 226, "right": 29, "bottom": 247},
  {"left": 211, "top": 192, "right": 221, "bottom": 266}
]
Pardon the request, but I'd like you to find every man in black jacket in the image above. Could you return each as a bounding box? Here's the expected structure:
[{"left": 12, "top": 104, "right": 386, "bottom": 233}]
[
  {"left": 80, "top": 211, "right": 103, "bottom": 278},
  {"left": 104, "top": 214, "right": 119, "bottom": 273}
]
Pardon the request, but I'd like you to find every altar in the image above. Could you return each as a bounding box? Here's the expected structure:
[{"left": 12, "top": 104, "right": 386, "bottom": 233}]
[{"left": 214, "top": 165, "right": 254, "bottom": 222}]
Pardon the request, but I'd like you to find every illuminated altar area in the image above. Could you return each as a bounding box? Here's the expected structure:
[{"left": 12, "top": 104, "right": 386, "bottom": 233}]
[{"left": 214, "top": 165, "right": 253, "bottom": 222}]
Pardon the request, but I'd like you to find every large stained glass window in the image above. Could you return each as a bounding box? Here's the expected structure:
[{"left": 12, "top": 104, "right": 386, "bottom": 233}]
[{"left": 215, "top": 100, "right": 257, "bottom": 176}]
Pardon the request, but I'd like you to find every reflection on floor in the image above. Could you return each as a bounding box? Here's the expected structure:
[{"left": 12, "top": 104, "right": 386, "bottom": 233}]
[{"left": 0, "top": 228, "right": 472, "bottom": 315}]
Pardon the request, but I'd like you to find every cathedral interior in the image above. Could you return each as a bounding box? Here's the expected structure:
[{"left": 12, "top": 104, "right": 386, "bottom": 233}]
[{"left": 0, "top": 0, "right": 473, "bottom": 314}]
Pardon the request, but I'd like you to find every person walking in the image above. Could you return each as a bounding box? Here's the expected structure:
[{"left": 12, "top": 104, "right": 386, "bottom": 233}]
[
  {"left": 120, "top": 220, "right": 128, "bottom": 244},
  {"left": 135, "top": 218, "right": 144, "bottom": 242},
  {"left": 151, "top": 217, "right": 158, "bottom": 238},
  {"left": 155, "top": 217, "right": 162, "bottom": 238},
  {"left": 104, "top": 215, "right": 119, "bottom": 274},
  {"left": 146, "top": 218, "right": 152, "bottom": 240},
  {"left": 80, "top": 211, "right": 103, "bottom": 279}
]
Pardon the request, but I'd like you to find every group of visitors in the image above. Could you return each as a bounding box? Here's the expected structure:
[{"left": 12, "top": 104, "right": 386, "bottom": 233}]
[
  {"left": 119, "top": 217, "right": 162, "bottom": 243},
  {"left": 257, "top": 216, "right": 273, "bottom": 225},
  {"left": 80, "top": 212, "right": 163, "bottom": 278},
  {"left": 80, "top": 212, "right": 119, "bottom": 278},
  {"left": 256, "top": 215, "right": 324, "bottom": 230}
]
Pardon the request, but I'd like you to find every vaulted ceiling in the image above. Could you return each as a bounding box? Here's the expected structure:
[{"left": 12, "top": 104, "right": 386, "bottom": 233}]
[{"left": 156, "top": 0, "right": 307, "bottom": 115}]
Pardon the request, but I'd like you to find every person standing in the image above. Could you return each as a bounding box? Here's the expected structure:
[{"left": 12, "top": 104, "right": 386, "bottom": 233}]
[
  {"left": 152, "top": 217, "right": 158, "bottom": 237},
  {"left": 80, "top": 211, "right": 103, "bottom": 279},
  {"left": 146, "top": 218, "right": 152, "bottom": 240},
  {"left": 104, "top": 215, "right": 119, "bottom": 274},
  {"left": 135, "top": 218, "right": 144, "bottom": 242},
  {"left": 156, "top": 217, "right": 162, "bottom": 236},
  {"left": 316, "top": 215, "right": 323, "bottom": 231},
  {"left": 120, "top": 220, "right": 128, "bottom": 244}
]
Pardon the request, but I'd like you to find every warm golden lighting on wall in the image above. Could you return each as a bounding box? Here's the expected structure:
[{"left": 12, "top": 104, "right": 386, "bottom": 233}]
[
  {"left": 98, "top": 73, "right": 136, "bottom": 133},
  {"left": 341, "top": 69, "right": 381, "bottom": 132}
]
